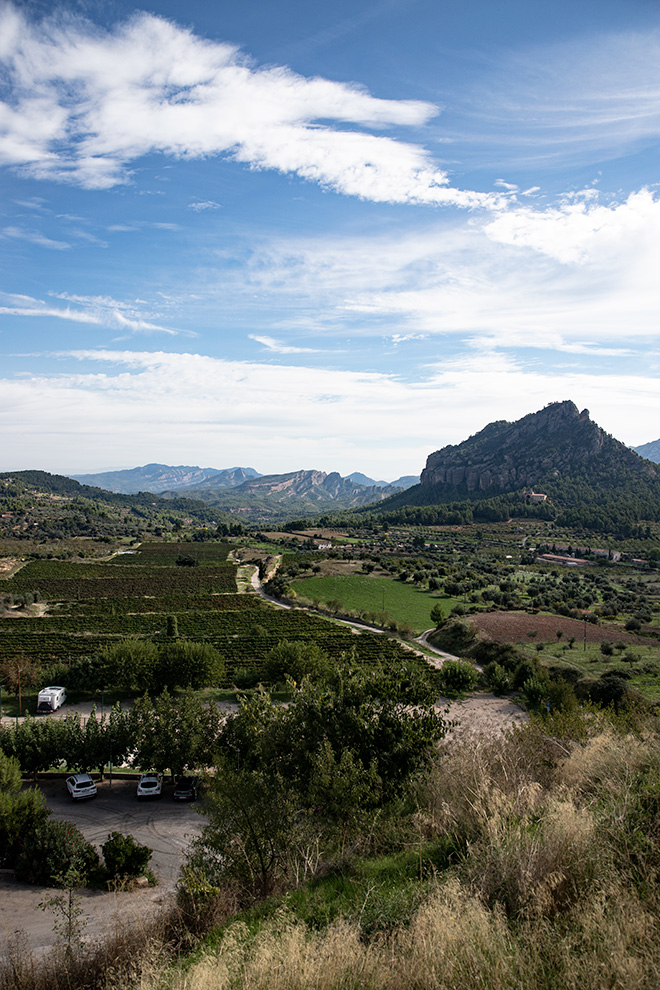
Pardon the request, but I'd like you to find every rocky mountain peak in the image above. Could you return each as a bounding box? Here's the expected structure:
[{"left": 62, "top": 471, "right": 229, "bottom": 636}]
[{"left": 419, "top": 401, "right": 647, "bottom": 496}]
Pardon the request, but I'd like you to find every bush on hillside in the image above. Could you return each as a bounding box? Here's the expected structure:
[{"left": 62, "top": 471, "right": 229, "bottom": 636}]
[
  {"left": 15, "top": 819, "right": 100, "bottom": 886},
  {"left": 438, "top": 660, "right": 479, "bottom": 698},
  {"left": 102, "top": 831, "right": 152, "bottom": 879}
]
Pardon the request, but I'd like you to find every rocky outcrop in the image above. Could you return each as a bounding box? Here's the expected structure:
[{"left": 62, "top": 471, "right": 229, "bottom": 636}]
[{"left": 420, "top": 401, "right": 653, "bottom": 495}]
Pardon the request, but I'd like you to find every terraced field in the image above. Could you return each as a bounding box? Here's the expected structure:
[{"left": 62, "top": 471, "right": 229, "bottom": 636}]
[{"left": 0, "top": 542, "right": 424, "bottom": 685}]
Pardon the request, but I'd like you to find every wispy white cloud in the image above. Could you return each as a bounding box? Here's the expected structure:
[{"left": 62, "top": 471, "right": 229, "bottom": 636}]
[
  {"left": 231, "top": 187, "right": 660, "bottom": 354},
  {"left": 189, "top": 200, "right": 222, "bottom": 212},
  {"left": 0, "top": 4, "right": 502, "bottom": 208},
  {"left": 459, "top": 29, "right": 660, "bottom": 166},
  {"left": 0, "top": 291, "right": 192, "bottom": 336},
  {"left": 249, "top": 334, "right": 322, "bottom": 354},
  {"left": 1, "top": 225, "right": 70, "bottom": 250}
]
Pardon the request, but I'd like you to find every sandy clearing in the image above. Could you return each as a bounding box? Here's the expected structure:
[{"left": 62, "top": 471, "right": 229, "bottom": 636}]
[{"left": 440, "top": 691, "right": 527, "bottom": 741}]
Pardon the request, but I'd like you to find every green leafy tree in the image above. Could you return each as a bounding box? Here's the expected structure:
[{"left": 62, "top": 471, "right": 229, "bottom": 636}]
[
  {"left": 189, "top": 761, "right": 299, "bottom": 900},
  {"left": 0, "top": 750, "right": 50, "bottom": 867},
  {"left": 193, "top": 671, "right": 446, "bottom": 900},
  {"left": 130, "top": 688, "right": 222, "bottom": 778},
  {"left": 10, "top": 716, "right": 61, "bottom": 778},
  {"left": 263, "top": 640, "right": 332, "bottom": 685},
  {"left": 101, "top": 638, "right": 158, "bottom": 693},
  {"left": 156, "top": 640, "right": 224, "bottom": 691}
]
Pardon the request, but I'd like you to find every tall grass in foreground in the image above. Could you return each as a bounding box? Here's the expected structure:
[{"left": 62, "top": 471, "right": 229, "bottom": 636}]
[
  {"left": 156, "top": 710, "right": 660, "bottom": 990},
  {"left": 3, "top": 708, "right": 659, "bottom": 990}
]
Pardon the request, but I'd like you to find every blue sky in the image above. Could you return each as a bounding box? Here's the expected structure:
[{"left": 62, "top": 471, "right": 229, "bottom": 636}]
[{"left": 1, "top": 0, "right": 659, "bottom": 479}]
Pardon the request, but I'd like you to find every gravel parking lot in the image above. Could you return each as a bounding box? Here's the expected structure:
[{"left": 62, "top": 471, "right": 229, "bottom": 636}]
[{"left": 0, "top": 778, "right": 205, "bottom": 960}]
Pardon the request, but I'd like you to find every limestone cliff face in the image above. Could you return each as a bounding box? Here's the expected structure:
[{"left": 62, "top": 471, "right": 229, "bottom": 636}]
[{"left": 419, "top": 401, "right": 644, "bottom": 495}]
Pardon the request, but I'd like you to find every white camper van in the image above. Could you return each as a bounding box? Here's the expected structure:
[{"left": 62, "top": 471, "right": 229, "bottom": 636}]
[{"left": 37, "top": 686, "right": 66, "bottom": 714}]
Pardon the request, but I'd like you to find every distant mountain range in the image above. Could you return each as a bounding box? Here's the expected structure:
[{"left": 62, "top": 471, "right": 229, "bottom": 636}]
[
  {"left": 159, "top": 470, "right": 418, "bottom": 523},
  {"left": 71, "top": 463, "right": 261, "bottom": 494},
  {"left": 68, "top": 463, "right": 419, "bottom": 523},
  {"left": 632, "top": 439, "right": 660, "bottom": 464},
  {"left": 346, "top": 472, "right": 418, "bottom": 490}
]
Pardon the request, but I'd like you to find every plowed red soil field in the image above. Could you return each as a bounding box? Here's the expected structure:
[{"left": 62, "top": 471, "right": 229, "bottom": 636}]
[{"left": 469, "top": 611, "right": 648, "bottom": 646}]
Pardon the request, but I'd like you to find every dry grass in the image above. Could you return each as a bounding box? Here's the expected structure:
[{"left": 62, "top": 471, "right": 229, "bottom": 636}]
[{"left": 157, "top": 880, "right": 660, "bottom": 990}]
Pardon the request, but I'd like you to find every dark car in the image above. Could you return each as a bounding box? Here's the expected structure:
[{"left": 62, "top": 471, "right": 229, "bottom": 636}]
[{"left": 173, "top": 776, "right": 200, "bottom": 801}]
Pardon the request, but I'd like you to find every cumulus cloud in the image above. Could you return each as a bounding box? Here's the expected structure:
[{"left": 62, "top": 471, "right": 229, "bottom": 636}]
[
  {"left": 484, "top": 188, "right": 660, "bottom": 265},
  {"left": 0, "top": 3, "right": 500, "bottom": 207}
]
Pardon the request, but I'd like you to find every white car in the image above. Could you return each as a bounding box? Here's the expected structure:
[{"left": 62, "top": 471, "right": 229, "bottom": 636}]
[
  {"left": 136, "top": 773, "right": 162, "bottom": 800},
  {"left": 66, "top": 773, "right": 97, "bottom": 801}
]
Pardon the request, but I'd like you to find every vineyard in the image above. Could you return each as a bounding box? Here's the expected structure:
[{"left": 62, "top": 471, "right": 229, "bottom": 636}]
[{"left": 0, "top": 543, "right": 425, "bottom": 685}]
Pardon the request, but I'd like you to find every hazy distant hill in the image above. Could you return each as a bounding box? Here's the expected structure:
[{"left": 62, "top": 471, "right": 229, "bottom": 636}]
[
  {"left": 71, "top": 463, "right": 261, "bottom": 494},
  {"left": 163, "top": 469, "right": 405, "bottom": 523},
  {"left": 346, "top": 472, "right": 418, "bottom": 490},
  {"left": 632, "top": 439, "right": 660, "bottom": 464}
]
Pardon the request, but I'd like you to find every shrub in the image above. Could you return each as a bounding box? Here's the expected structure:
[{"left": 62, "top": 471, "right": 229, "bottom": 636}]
[
  {"left": 438, "top": 660, "right": 479, "bottom": 698},
  {"left": 15, "top": 819, "right": 100, "bottom": 886},
  {"left": 102, "top": 831, "right": 152, "bottom": 879},
  {"left": 0, "top": 751, "right": 50, "bottom": 867},
  {"left": 522, "top": 676, "right": 547, "bottom": 709},
  {"left": 512, "top": 659, "right": 538, "bottom": 692},
  {"left": 483, "top": 662, "right": 511, "bottom": 696},
  {"left": 473, "top": 641, "right": 522, "bottom": 672}
]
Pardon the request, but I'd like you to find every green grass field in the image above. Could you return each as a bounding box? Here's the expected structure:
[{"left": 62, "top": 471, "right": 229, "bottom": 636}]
[{"left": 291, "top": 573, "right": 443, "bottom": 634}]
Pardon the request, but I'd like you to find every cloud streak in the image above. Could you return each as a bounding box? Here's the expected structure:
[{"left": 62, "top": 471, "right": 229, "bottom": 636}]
[
  {"left": 0, "top": 4, "right": 500, "bottom": 207},
  {"left": 0, "top": 291, "right": 191, "bottom": 337}
]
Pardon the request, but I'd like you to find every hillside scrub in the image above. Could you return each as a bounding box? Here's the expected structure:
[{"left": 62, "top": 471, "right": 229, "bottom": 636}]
[
  {"left": 3, "top": 707, "right": 660, "bottom": 989},
  {"left": 162, "top": 712, "right": 660, "bottom": 990}
]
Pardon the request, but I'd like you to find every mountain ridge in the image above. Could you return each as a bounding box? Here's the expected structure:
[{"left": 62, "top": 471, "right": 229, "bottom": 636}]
[
  {"left": 632, "top": 439, "right": 660, "bottom": 464},
  {"left": 365, "top": 401, "right": 660, "bottom": 535},
  {"left": 71, "top": 463, "right": 261, "bottom": 494},
  {"left": 160, "top": 469, "right": 414, "bottom": 523}
]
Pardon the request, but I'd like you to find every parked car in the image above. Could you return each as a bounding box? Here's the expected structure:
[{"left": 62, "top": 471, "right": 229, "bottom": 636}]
[
  {"left": 37, "top": 686, "right": 66, "bottom": 713},
  {"left": 66, "top": 773, "right": 97, "bottom": 801},
  {"left": 173, "top": 775, "right": 200, "bottom": 801},
  {"left": 136, "top": 773, "right": 162, "bottom": 800}
]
